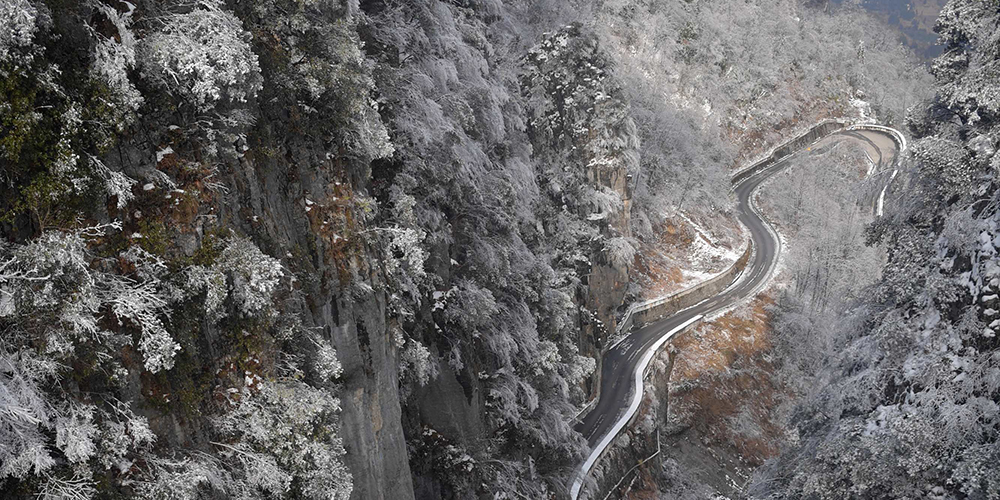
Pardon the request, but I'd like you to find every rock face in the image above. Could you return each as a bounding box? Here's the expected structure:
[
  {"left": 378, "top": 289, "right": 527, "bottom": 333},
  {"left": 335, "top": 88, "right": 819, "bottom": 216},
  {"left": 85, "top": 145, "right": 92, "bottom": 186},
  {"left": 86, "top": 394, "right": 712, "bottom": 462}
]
[
  {"left": 237, "top": 143, "right": 413, "bottom": 499},
  {"left": 230, "top": 135, "right": 415, "bottom": 500},
  {"left": 333, "top": 300, "right": 414, "bottom": 499},
  {"left": 0, "top": 0, "right": 640, "bottom": 497},
  {"left": 208, "top": 5, "right": 417, "bottom": 497}
]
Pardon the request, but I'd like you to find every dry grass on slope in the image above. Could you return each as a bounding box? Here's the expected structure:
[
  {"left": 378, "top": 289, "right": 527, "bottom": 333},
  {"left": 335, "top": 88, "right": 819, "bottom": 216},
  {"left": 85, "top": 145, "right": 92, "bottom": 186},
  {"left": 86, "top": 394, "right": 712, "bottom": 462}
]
[
  {"left": 667, "top": 295, "right": 791, "bottom": 466},
  {"left": 633, "top": 214, "right": 744, "bottom": 300}
]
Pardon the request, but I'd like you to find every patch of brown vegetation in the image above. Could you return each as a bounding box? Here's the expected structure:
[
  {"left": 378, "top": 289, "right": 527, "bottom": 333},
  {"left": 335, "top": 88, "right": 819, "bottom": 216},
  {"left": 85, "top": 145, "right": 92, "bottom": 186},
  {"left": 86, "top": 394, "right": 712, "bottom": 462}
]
[
  {"left": 666, "top": 295, "right": 790, "bottom": 466},
  {"left": 304, "top": 172, "right": 365, "bottom": 287},
  {"left": 633, "top": 220, "right": 692, "bottom": 295},
  {"left": 629, "top": 467, "right": 660, "bottom": 500},
  {"left": 671, "top": 296, "right": 773, "bottom": 381},
  {"left": 634, "top": 212, "right": 747, "bottom": 305}
]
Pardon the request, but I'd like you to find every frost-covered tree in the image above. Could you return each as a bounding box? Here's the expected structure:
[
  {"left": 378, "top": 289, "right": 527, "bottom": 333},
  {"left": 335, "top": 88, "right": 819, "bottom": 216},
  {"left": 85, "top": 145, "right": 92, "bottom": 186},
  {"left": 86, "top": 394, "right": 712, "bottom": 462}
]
[
  {"left": 0, "top": 349, "right": 58, "bottom": 480},
  {"left": 399, "top": 336, "right": 437, "bottom": 388},
  {"left": 0, "top": 0, "right": 39, "bottom": 65},
  {"left": 140, "top": 0, "right": 262, "bottom": 111},
  {"left": 933, "top": 0, "right": 1000, "bottom": 119},
  {"left": 89, "top": 0, "right": 142, "bottom": 117},
  {"left": 367, "top": 189, "right": 429, "bottom": 317},
  {"left": 594, "top": 0, "right": 932, "bottom": 155},
  {"left": 212, "top": 380, "right": 353, "bottom": 500},
  {"left": 212, "top": 236, "right": 284, "bottom": 318},
  {"left": 180, "top": 236, "right": 284, "bottom": 322},
  {"left": 1, "top": 343, "right": 156, "bottom": 493},
  {"left": 244, "top": 0, "right": 393, "bottom": 162},
  {"left": 136, "top": 454, "right": 231, "bottom": 500},
  {"left": 0, "top": 1, "right": 363, "bottom": 499},
  {"left": 0, "top": 229, "right": 178, "bottom": 373},
  {"left": 360, "top": 2, "right": 599, "bottom": 495}
]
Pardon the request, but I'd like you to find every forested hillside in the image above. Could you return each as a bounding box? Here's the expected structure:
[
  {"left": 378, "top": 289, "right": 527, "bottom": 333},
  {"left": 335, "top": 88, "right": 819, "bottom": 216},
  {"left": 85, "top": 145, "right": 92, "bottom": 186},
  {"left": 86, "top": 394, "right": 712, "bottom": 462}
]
[
  {"left": 0, "top": 0, "right": 970, "bottom": 499},
  {"left": 751, "top": 1, "right": 1000, "bottom": 497}
]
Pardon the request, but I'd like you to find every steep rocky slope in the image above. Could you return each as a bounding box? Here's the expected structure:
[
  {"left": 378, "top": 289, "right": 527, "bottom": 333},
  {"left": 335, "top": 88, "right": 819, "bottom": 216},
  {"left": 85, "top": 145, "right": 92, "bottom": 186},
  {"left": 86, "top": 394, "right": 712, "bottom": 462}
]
[
  {"left": 0, "top": 1, "right": 407, "bottom": 498},
  {"left": 359, "top": 4, "right": 638, "bottom": 494},
  {"left": 0, "top": 1, "right": 951, "bottom": 499}
]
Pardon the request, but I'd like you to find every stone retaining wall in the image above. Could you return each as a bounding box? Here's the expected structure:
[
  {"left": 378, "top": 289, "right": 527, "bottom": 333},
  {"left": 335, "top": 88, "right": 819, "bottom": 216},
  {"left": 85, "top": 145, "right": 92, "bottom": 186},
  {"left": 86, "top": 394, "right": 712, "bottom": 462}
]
[
  {"left": 732, "top": 120, "right": 848, "bottom": 186},
  {"left": 633, "top": 240, "right": 753, "bottom": 328}
]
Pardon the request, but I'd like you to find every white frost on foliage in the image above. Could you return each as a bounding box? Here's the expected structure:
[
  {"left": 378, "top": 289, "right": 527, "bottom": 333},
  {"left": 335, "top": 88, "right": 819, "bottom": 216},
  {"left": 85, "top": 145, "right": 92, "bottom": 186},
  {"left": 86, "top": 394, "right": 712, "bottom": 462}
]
[
  {"left": 566, "top": 352, "right": 597, "bottom": 385},
  {"left": 105, "top": 276, "right": 177, "bottom": 373},
  {"left": 135, "top": 324, "right": 180, "bottom": 373},
  {"left": 90, "top": 0, "right": 143, "bottom": 113},
  {"left": 311, "top": 335, "right": 344, "bottom": 381},
  {"left": 183, "top": 265, "right": 227, "bottom": 319},
  {"left": 604, "top": 236, "right": 635, "bottom": 270},
  {"left": 214, "top": 237, "right": 283, "bottom": 318},
  {"left": 379, "top": 227, "right": 428, "bottom": 281},
  {"left": 182, "top": 237, "right": 284, "bottom": 321},
  {"left": 585, "top": 186, "right": 625, "bottom": 220},
  {"left": 534, "top": 340, "right": 561, "bottom": 375},
  {"left": 139, "top": 0, "right": 262, "bottom": 111},
  {"left": 98, "top": 406, "right": 155, "bottom": 474},
  {"left": 400, "top": 337, "right": 437, "bottom": 386},
  {"left": 0, "top": 350, "right": 58, "bottom": 479},
  {"left": 1, "top": 351, "right": 152, "bottom": 493},
  {"left": 935, "top": 0, "right": 1000, "bottom": 116},
  {"left": 137, "top": 454, "right": 233, "bottom": 500},
  {"left": 91, "top": 156, "right": 137, "bottom": 211},
  {"left": 55, "top": 403, "right": 98, "bottom": 464},
  {"left": 121, "top": 246, "right": 168, "bottom": 282},
  {"left": 37, "top": 472, "right": 97, "bottom": 500},
  {"left": 0, "top": 0, "right": 37, "bottom": 63},
  {"left": 4, "top": 230, "right": 178, "bottom": 373},
  {"left": 214, "top": 380, "right": 353, "bottom": 500}
]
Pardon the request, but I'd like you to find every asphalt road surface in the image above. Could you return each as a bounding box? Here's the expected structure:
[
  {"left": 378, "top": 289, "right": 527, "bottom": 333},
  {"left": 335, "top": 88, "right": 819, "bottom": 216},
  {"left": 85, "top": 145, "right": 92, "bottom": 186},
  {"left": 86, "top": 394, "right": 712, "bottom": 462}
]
[{"left": 574, "top": 128, "right": 901, "bottom": 452}]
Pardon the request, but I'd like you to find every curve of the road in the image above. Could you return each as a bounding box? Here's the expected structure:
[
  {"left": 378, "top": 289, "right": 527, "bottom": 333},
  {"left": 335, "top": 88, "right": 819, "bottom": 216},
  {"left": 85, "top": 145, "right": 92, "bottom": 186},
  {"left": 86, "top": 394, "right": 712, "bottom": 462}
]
[{"left": 570, "top": 126, "right": 904, "bottom": 500}]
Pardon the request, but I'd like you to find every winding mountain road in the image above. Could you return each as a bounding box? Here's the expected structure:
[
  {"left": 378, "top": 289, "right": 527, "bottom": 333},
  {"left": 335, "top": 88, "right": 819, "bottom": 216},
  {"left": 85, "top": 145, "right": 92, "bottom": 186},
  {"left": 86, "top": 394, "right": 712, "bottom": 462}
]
[{"left": 570, "top": 126, "right": 903, "bottom": 499}]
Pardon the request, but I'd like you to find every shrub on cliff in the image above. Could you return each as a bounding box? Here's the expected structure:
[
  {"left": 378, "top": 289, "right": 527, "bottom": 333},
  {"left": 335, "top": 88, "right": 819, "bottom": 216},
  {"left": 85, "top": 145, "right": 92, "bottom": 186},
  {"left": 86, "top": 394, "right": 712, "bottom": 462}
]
[{"left": 139, "top": 0, "right": 262, "bottom": 112}]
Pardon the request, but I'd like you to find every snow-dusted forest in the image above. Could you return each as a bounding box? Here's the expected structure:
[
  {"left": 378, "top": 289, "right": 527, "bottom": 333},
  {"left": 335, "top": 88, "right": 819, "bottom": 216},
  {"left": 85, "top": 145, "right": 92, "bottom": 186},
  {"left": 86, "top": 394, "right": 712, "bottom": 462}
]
[
  {"left": 752, "top": 3, "right": 1000, "bottom": 497},
  {"left": 0, "top": 0, "right": 995, "bottom": 499}
]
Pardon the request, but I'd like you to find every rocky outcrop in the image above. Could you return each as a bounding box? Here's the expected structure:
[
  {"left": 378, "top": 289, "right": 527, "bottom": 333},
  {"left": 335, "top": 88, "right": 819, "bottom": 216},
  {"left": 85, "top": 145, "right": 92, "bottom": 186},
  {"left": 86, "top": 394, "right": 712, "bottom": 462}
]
[
  {"left": 355, "top": 4, "right": 622, "bottom": 498},
  {"left": 207, "top": 60, "right": 417, "bottom": 500}
]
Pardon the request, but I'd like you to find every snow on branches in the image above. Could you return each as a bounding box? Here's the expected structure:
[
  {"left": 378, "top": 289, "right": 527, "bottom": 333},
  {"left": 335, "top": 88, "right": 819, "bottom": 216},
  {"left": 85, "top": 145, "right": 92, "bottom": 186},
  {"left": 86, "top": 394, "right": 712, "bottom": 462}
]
[
  {"left": 213, "top": 237, "right": 283, "bottom": 318},
  {"left": 1, "top": 229, "right": 178, "bottom": 373},
  {"left": 182, "top": 236, "right": 284, "bottom": 321},
  {"left": 0, "top": 349, "right": 58, "bottom": 479},
  {"left": 89, "top": 0, "right": 143, "bottom": 115},
  {"left": 213, "top": 380, "right": 353, "bottom": 500},
  {"left": 0, "top": 0, "right": 38, "bottom": 65},
  {"left": 933, "top": 0, "right": 1000, "bottom": 119},
  {"left": 139, "top": 0, "right": 262, "bottom": 111}
]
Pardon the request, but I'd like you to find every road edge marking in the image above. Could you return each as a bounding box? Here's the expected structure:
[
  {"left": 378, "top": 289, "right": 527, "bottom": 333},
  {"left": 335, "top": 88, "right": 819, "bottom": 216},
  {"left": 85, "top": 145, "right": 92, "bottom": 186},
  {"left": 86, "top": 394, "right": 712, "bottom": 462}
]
[{"left": 570, "top": 314, "right": 703, "bottom": 500}]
